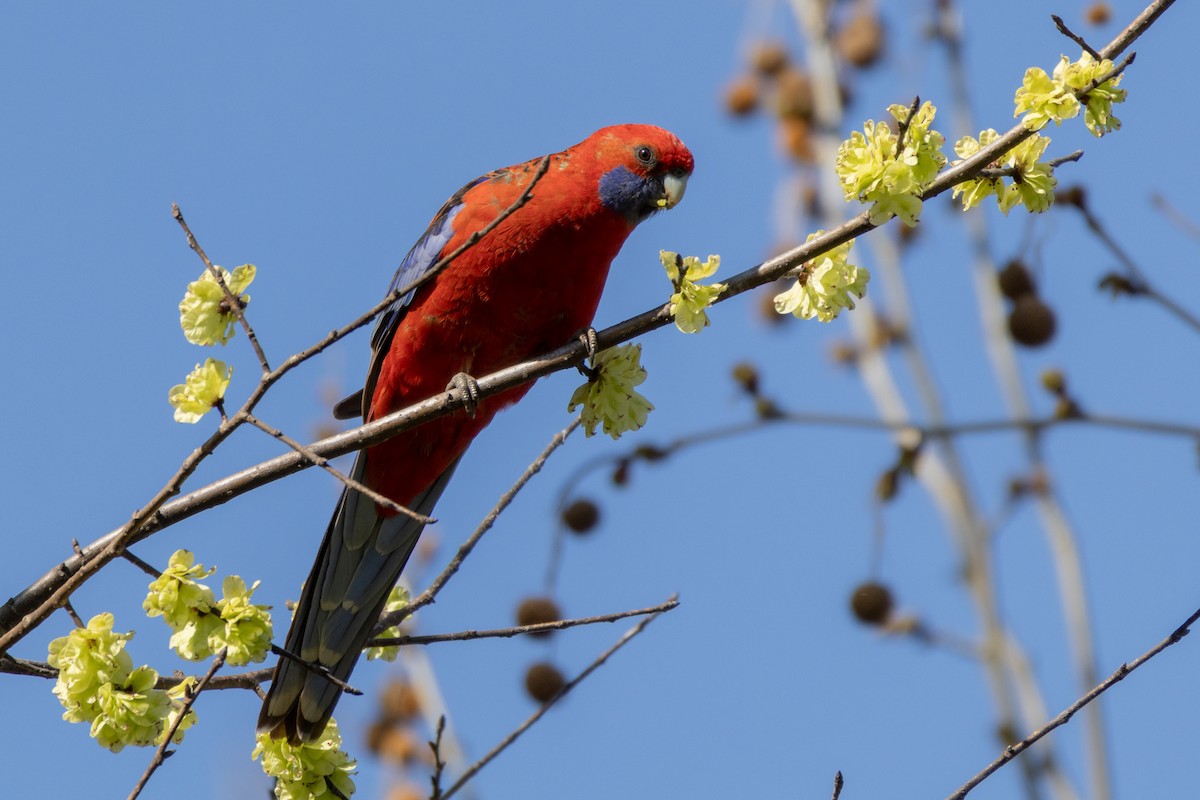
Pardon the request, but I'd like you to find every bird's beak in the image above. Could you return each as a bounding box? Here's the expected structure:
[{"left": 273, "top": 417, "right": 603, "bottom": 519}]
[{"left": 658, "top": 171, "right": 689, "bottom": 209}]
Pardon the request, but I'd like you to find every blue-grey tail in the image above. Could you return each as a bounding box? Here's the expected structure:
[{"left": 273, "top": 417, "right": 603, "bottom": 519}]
[{"left": 257, "top": 454, "right": 460, "bottom": 743}]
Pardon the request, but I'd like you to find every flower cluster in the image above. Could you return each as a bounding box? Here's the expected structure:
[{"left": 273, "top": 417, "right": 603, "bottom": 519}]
[
  {"left": 179, "top": 264, "right": 256, "bottom": 346},
  {"left": 365, "top": 586, "right": 410, "bottom": 662},
  {"left": 168, "top": 358, "right": 232, "bottom": 423},
  {"left": 253, "top": 718, "right": 358, "bottom": 800},
  {"left": 568, "top": 344, "right": 654, "bottom": 439},
  {"left": 659, "top": 251, "right": 725, "bottom": 333},
  {"left": 144, "top": 550, "right": 273, "bottom": 666},
  {"left": 171, "top": 263, "right": 256, "bottom": 422},
  {"left": 47, "top": 613, "right": 196, "bottom": 752},
  {"left": 774, "top": 232, "right": 869, "bottom": 322},
  {"left": 835, "top": 101, "right": 947, "bottom": 226},
  {"left": 1015, "top": 53, "right": 1126, "bottom": 136},
  {"left": 951, "top": 130, "right": 1057, "bottom": 214}
]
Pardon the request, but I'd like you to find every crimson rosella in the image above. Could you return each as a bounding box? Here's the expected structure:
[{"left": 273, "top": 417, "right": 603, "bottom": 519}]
[{"left": 258, "top": 124, "right": 694, "bottom": 742}]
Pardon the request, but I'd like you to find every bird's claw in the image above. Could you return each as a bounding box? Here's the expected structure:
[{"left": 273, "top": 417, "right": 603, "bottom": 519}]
[
  {"left": 447, "top": 372, "right": 481, "bottom": 418},
  {"left": 575, "top": 327, "right": 600, "bottom": 377}
]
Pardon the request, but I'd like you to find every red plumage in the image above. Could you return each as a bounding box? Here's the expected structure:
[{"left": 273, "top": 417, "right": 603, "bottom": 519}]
[{"left": 260, "top": 124, "right": 693, "bottom": 742}]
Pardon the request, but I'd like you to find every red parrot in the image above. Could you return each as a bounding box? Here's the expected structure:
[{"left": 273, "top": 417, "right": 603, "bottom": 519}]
[{"left": 259, "top": 124, "right": 693, "bottom": 742}]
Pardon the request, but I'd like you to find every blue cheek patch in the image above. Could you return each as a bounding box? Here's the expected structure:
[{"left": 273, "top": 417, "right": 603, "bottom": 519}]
[{"left": 599, "top": 165, "right": 658, "bottom": 219}]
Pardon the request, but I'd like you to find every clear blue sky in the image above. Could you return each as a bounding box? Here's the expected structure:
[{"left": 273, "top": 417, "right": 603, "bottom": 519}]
[{"left": 2, "top": 2, "right": 1198, "bottom": 798}]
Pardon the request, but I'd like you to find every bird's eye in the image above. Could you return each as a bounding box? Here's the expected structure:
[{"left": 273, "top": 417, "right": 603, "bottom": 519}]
[{"left": 634, "top": 145, "right": 657, "bottom": 166}]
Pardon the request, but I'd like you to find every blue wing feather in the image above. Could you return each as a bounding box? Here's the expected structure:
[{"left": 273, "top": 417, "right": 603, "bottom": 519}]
[{"left": 330, "top": 173, "right": 496, "bottom": 420}]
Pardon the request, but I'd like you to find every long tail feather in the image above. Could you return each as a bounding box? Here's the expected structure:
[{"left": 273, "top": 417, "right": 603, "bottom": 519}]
[{"left": 257, "top": 454, "right": 461, "bottom": 743}]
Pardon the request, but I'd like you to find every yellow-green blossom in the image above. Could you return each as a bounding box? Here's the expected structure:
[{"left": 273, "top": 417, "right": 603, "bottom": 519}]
[
  {"left": 48, "top": 614, "right": 189, "bottom": 752},
  {"left": 1015, "top": 53, "right": 1125, "bottom": 135},
  {"left": 254, "top": 717, "right": 358, "bottom": 800},
  {"left": 366, "top": 586, "right": 409, "bottom": 662},
  {"left": 144, "top": 549, "right": 222, "bottom": 660},
  {"left": 659, "top": 251, "right": 725, "bottom": 333},
  {"left": 1060, "top": 52, "right": 1126, "bottom": 136},
  {"left": 210, "top": 576, "right": 273, "bottom": 666},
  {"left": 169, "top": 358, "right": 232, "bottom": 423},
  {"left": 568, "top": 344, "right": 654, "bottom": 439},
  {"left": 951, "top": 129, "right": 1057, "bottom": 214},
  {"left": 48, "top": 613, "right": 136, "bottom": 724},
  {"left": 835, "top": 101, "right": 946, "bottom": 226},
  {"left": 179, "top": 264, "right": 256, "bottom": 346},
  {"left": 1014, "top": 62, "right": 1080, "bottom": 130},
  {"left": 162, "top": 677, "right": 199, "bottom": 746},
  {"left": 90, "top": 665, "right": 171, "bottom": 752},
  {"left": 144, "top": 550, "right": 217, "bottom": 629},
  {"left": 999, "top": 135, "right": 1057, "bottom": 213},
  {"left": 774, "top": 232, "right": 868, "bottom": 322}
]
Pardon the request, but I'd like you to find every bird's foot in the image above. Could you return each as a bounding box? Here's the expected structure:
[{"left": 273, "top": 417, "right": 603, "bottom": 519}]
[
  {"left": 446, "top": 372, "right": 481, "bottom": 418},
  {"left": 574, "top": 326, "right": 600, "bottom": 378}
]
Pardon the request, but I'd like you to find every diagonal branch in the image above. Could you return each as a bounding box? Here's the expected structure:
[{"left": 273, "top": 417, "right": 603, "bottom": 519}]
[
  {"left": 438, "top": 598, "right": 677, "bottom": 800},
  {"left": 946, "top": 605, "right": 1200, "bottom": 800}
]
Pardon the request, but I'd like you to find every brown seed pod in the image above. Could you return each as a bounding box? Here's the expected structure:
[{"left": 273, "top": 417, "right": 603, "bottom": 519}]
[
  {"left": 774, "top": 68, "right": 814, "bottom": 121},
  {"left": 380, "top": 679, "right": 421, "bottom": 722},
  {"left": 365, "top": 719, "right": 390, "bottom": 755},
  {"left": 1085, "top": 2, "right": 1112, "bottom": 25},
  {"left": 836, "top": 13, "right": 885, "bottom": 68},
  {"left": 749, "top": 41, "right": 790, "bottom": 76},
  {"left": 516, "top": 596, "right": 562, "bottom": 636},
  {"left": 997, "top": 260, "right": 1036, "bottom": 300},
  {"left": 731, "top": 362, "right": 760, "bottom": 395},
  {"left": 377, "top": 727, "right": 418, "bottom": 765},
  {"left": 850, "top": 582, "right": 894, "bottom": 625},
  {"left": 562, "top": 498, "right": 600, "bottom": 533},
  {"left": 1007, "top": 295, "right": 1057, "bottom": 347},
  {"left": 723, "top": 75, "right": 761, "bottom": 117},
  {"left": 524, "top": 662, "right": 567, "bottom": 704}
]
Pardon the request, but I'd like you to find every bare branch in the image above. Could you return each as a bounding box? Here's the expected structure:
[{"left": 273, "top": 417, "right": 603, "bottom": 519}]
[
  {"left": 369, "top": 596, "right": 680, "bottom": 647},
  {"left": 172, "top": 205, "right": 271, "bottom": 373},
  {"left": 244, "top": 413, "right": 433, "bottom": 524},
  {"left": 128, "top": 648, "right": 228, "bottom": 800},
  {"left": 439, "top": 600, "right": 676, "bottom": 800},
  {"left": 1051, "top": 14, "right": 1103, "bottom": 60},
  {"left": 377, "top": 417, "right": 582, "bottom": 632},
  {"left": 946, "top": 605, "right": 1200, "bottom": 800}
]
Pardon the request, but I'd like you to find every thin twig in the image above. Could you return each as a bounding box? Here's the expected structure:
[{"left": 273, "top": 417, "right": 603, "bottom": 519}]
[
  {"left": 831, "top": 771, "right": 844, "bottom": 800},
  {"left": 128, "top": 648, "right": 228, "bottom": 800},
  {"left": 1051, "top": 14, "right": 1103, "bottom": 60},
  {"left": 894, "top": 95, "right": 921, "bottom": 146},
  {"left": 946, "top": 605, "right": 1200, "bottom": 800},
  {"left": 172, "top": 205, "right": 271, "bottom": 374},
  {"left": 429, "top": 715, "right": 447, "bottom": 800},
  {"left": 1068, "top": 199, "right": 1200, "bottom": 335},
  {"left": 269, "top": 644, "right": 362, "bottom": 696},
  {"left": 244, "top": 413, "right": 433, "bottom": 524},
  {"left": 369, "top": 597, "right": 679, "bottom": 647},
  {"left": 1150, "top": 193, "right": 1200, "bottom": 242},
  {"left": 439, "top": 598, "right": 677, "bottom": 800},
  {"left": 977, "top": 150, "right": 1084, "bottom": 180},
  {"left": 121, "top": 550, "right": 163, "bottom": 580},
  {"left": 378, "top": 417, "right": 582, "bottom": 631}
]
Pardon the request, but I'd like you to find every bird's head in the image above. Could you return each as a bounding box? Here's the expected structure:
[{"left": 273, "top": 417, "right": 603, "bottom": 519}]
[{"left": 589, "top": 124, "right": 694, "bottom": 223}]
